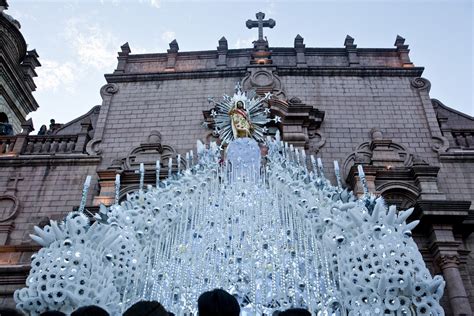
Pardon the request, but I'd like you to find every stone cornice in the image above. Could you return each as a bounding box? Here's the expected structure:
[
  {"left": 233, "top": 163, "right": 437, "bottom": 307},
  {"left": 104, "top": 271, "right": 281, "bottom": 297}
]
[
  {"left": 439, "top": 151, "right": 474, "bottom": 162},
  {"left": 0, "top": 244, "right": 40, "bottom": 253},
  {"left": 124, "top": 47, "right": 403, "bottom": 60},
  {"left": 276, "top": 66, "right": 424, "bottom": 77},
  {"left": 413, "top": 200, "right": 471, "bottom": 225},
  {"left": 105, "top": 68, "right": 248, "bottom": 83},
  {"left": 0, "top": 13, "right": 27, "bottom": 63},
  {"left": 0, "top": 55, "right": 39, "bottom": 113},
  {"left": 0, "top": 155, "right": 101, "bottom": 167},
  {"left": 0, "top": 264, "right": 30, "bottom": 295},
  {"left": 105, "top": 66, "right": 424, "bottom": 83}
]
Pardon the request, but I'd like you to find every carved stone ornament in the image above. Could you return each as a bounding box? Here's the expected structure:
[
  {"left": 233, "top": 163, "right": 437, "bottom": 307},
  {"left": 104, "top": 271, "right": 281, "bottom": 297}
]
[
  {"left": 241, "top": 68, "right": 286, "bottom": 99},
  {"left": 0, "top": 194, "right": 20, "bottom": 222},
  {"left": 410, "top": 77, "right": 431, "bottom": 92},
  {"left": 86, "top": 138, "right": 102, "bottom": 155},
  {"left": 307, "top": 128, "right": 326, "bottom": 153},
  {"left": 436, "top": 254, "right": 460, "bottom": 269},
  {"left": 123, "top": 131, "right": 184, "bottom": 171},
  {"left": 431, "top": 135, "right": 450, "bottom": 153},
  {"left": 100, "top": 83, "right": 119, "bottom": 98},
  {"left": 342, "top": 136, "right": 414, "bottom": 180}
]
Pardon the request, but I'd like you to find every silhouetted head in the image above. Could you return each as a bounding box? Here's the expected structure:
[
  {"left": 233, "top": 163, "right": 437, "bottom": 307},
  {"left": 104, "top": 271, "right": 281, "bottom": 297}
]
[
  {"left": 197, "top": 288, "right": 240, "bottom": 316},
  {"left": 123, "top": 301, "right": 169, "bottom": 316},
  {"left": 0, "top": 308, "right": 24, "bottom": 316},
  {"left": 71, "top": 305, "right": 109, "bottom": 316},
  {"left": 39, "top": 311, "right": 66, "bottom": 316},
  {"left": 279, "top": 308, "right": 311, "bottom": 316}
]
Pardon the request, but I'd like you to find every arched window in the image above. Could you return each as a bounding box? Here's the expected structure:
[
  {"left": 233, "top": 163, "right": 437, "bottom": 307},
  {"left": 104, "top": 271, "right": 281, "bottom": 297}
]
[
  {"left": 0, "top": 112, "right": 13, "bottom": 135},
  {"left": 0, "top": 112, "right": 8, "bottom": 123},
  {"left": 381, "top": 188, "right": 418, "bottom": 210}
]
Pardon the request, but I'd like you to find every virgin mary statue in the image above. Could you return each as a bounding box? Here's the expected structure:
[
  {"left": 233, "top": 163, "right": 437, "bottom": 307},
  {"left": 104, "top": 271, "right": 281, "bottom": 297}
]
[{"left": 229, "top": 100, "right": 253, "bottom": 139}]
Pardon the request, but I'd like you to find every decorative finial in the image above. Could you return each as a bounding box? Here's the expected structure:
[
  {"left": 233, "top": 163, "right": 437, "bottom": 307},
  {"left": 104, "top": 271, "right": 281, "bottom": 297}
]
[
  {"left": 394, "top": 35, "right": 408, "bottom": 48},
  {"left": 120, "top": 42, "right": 131, "bottom": 55},
  {"left": 294, "top": 34, "right": 305, "bottom": 48},
  {"left": 344, "top": 35, "right": 356, "bottom": 49},
  {"left": 168, "top": 39, "right": 179, "bottom": 53}
]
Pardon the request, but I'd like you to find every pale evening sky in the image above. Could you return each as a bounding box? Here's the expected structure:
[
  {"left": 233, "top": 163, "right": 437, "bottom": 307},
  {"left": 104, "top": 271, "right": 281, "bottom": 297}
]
[{"left": 7, "top": 0, "right": 474, "bottom": 129}]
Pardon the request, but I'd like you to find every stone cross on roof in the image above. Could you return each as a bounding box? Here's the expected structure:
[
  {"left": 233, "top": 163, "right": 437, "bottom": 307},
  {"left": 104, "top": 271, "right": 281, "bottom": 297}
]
[{"left": 246, "top": 12, "right": 275, "bottom": 42}]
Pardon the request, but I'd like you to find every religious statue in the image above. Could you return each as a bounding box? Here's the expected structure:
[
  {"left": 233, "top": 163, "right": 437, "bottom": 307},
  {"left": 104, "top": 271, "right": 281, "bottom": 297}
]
[{"left": 229, "top": 100, "right": 253, "bottom": 138}]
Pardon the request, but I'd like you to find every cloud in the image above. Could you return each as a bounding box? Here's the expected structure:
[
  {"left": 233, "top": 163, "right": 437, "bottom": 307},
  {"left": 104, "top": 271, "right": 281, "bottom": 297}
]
[
  {"left": 149, "top": 0, "right": 160, "bottom": 8},
  {"left": 161, "top": 31, "right": 176, "bottom": 43},
  {"left": 233, "top": 37, "right": 255, "bottom": 49},
  {"left": 64, "top": 19, "right": 118, "bottom": 71},
  {"left": 35, "top": 60, "right": 77, "bottom": 93},
  {"left": 138, "top": 0, "right": 160, "bottom": 9},
  {"left": 265, "top": 0, "right": 277, "bottom": 16}
]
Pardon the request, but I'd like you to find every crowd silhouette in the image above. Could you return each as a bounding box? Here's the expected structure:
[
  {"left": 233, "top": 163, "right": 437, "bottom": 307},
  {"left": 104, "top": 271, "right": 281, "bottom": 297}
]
[{"left": 0, "top": 288, "right": 312, "bottom": 315}]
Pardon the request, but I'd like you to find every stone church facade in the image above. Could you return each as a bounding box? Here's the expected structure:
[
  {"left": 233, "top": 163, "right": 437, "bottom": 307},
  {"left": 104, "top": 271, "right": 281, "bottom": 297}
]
[{"left": 1, "top": 4, "right": 473, "bottom": 315}]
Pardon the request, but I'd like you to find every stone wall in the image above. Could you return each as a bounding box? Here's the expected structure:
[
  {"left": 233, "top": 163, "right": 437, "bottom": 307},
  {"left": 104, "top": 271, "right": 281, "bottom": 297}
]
[{"left": 0, "top": 162, "right": 99, "bottom": 245}]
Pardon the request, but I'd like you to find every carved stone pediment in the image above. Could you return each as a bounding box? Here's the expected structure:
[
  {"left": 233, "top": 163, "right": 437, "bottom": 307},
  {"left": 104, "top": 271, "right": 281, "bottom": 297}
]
[
  {"left": 94, "top": 131, "right": 185, "bottom": 206},
  {"left": 343, "top": 130, "right": 445, "bottom": 202},
  {"left": 242, "top": 67, "right": 285, "bottom": 99},
  {"left": 105, "top": 131, "right": 183, "bottom": 172}
]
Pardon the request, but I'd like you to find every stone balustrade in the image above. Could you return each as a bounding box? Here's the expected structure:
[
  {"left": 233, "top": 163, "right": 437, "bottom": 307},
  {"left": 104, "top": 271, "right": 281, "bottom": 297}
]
[
  {"left": 0, "top": 136, "right": 17, "bottom": 155},
  {"left": 23, "top": 135, "right": 79, "bottom": 154},
  {"left": 451, "top": 130, "right": 473, "bottom": 149},
  {"left": 0, "top": 134, "right": 91, "bottom": 156}
]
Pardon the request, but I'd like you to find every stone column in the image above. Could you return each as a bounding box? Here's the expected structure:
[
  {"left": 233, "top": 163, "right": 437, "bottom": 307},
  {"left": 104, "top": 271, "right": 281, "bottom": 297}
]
[
  {"left": 73, "top": 118, "right": 92, "bottom": 153},
  {"left": 11, "top": 118, "right": 34, "bottom": 155},
  {"left": 430, "top": 224, "right": 473, "bottom": 315},
  {"left": 436, "top": 254, "right": 473, "bottom": 315}
]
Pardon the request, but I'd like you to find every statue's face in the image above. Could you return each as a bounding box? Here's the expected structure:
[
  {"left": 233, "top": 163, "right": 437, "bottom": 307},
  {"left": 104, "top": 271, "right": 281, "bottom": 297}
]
[{"left": 236, "top": 101, "right": 244, "bottom": 109}]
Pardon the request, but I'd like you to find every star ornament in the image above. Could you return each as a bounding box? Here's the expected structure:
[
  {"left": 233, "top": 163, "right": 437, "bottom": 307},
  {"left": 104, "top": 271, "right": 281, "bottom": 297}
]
[
  {"left": 264, "top": 92, "right": 272, "bottom": 100},
  {"left": 210, "top": 110, "right": 217, "bottom": 118},
  {"left": 273, "top": 115, "right": 281, "bottom": 123},
  {"left": 264, "top": 108, "right": 271, "bottom": 114}
]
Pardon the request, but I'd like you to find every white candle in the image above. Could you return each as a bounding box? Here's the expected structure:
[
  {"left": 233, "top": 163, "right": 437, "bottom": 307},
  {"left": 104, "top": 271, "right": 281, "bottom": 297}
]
[
  {"left": 168, "top": 157, "right": 173, "bottom": 178},
  {"left": 358, "top": 165, "right": 365, "bottom": 177},
  {"left": 84, "top": 175, "right": 91, "bottom": 187},
  {"left": 140, "top": 163, "right": 145, "bottom": 173},
  {"left": 115, "top": 174, "right": 120, "bottom": 184},
  {"left": 317, "top": 158, "right": 323, "bottom": 168}
]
